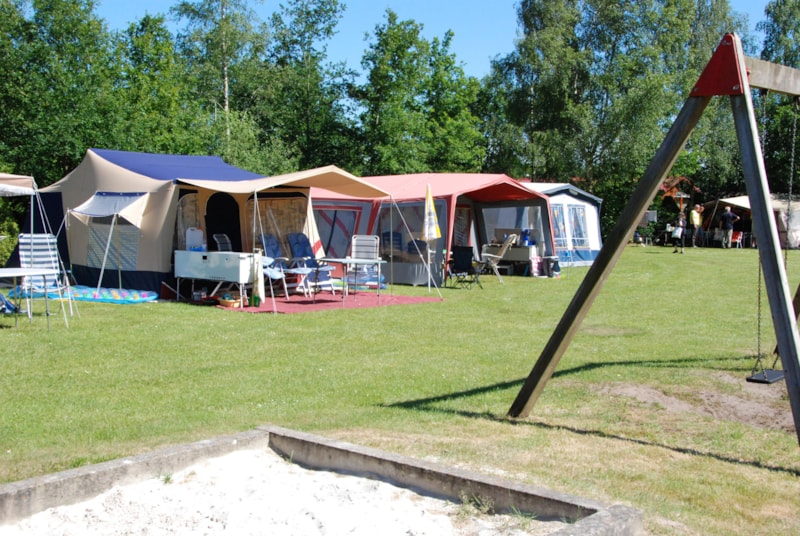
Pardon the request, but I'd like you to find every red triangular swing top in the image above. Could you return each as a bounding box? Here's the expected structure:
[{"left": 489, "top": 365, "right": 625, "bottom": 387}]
[{"left": 691, "top": 33, "right": 747, "bottom": 97}]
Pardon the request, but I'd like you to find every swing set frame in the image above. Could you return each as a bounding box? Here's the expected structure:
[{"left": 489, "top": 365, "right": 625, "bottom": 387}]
[{"left": 508, "top": 33, "right": 800, "bottom": 446}]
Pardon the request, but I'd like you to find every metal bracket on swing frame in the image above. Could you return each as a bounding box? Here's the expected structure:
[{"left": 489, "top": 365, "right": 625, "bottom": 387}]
[{"left": 507, "top": 33, "right": 800, "bottom": 446}]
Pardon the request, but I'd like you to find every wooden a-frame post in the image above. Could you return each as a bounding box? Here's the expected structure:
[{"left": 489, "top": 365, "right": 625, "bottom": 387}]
[{"left": 508, "top": 34, "right": 800, "bottom": 445}]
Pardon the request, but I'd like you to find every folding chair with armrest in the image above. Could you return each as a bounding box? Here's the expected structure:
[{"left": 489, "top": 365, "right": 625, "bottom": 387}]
[
  {"left": 286, "top": 233, "right": 336, "bottom": 295},
  {"left": 481, "top": 233, "right": 518, "bottom": 283},
  {"left": 259, "top": 234, "right": 309, "bottom": 297},
  {"left": 17, "top": 233, "right": 73, "bottom": 325},
  {"left": 447, "top": 246, "right": 483, "bottom": 289}
]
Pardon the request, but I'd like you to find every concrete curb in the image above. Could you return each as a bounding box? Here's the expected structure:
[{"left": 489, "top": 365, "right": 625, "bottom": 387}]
[
  {"left": 263, "top": 425, "right": 643, "bottom": 535},
  {"left": 1, "top": 426, "right": 643, "bottom": 535},
  {"left": 0, "top": 429, "right": 271, "bottom": 524}
]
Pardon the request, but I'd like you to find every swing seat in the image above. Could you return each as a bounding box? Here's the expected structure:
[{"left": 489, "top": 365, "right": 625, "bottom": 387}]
[{"left": 746, "top": 369, "right": 785, "bottom": 384}]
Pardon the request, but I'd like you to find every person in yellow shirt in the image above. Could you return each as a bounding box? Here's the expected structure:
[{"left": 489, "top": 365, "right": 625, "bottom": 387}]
[{"left": 689, "top": 204, "right": 703, "bottom": 247}]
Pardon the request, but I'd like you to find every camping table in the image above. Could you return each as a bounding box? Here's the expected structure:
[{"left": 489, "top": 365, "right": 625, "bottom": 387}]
[
  {"left": 174, "top": 250, "right": 264, "bottom": 308},
  {"left": 320, "top": 258, "right": 386, "bottom": 306},
  {"left": 0, "top": 267, "right": 60, "bottom": 328}
]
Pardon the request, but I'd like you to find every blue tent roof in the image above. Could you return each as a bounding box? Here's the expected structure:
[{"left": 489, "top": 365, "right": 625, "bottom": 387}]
[{"left": 93, "top": 148, "right": 264, "bottom": 182}]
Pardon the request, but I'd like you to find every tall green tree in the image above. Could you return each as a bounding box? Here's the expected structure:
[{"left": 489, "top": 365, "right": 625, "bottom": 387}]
[
  {"left": 262, "top": 0, "right": 360, "bottom": 170},
  {"left": 0, "top": 0, "right": 121, "bottom": 184},
  {"left": 423, "top": 32, "right": 484, "bottom": 172},
  {"left": 756, "top": 0, "right": 800, "bottom": 197},
  {"left": 357, "top": 10, "right": 431, "bottom": 175},
  {"left": 172, "top": 0, "right": 265, "bottom": 153},
  {"left": 115, "top": 14, "right": 210, "bottom": 154},
  {"left": 357, "top": 10, "right": 483, "bottom": 175},
  {"left": 483, "top": 0, "right": 751, "bottom": 233}
]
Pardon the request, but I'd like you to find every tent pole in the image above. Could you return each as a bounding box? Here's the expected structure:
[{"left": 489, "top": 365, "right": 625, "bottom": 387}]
[{"left": 115, "top": 216, "right": 122, "bottom": 290}]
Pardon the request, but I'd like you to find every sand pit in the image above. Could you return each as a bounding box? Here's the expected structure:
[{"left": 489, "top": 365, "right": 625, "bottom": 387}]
[{"left": 0, "top": 448, "right": 564, "bottom": 535}]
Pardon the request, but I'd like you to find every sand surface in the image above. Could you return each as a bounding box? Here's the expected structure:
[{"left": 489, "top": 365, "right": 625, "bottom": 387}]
[{"left": 0, "top": 448, "right": 564, "bottom": 535}]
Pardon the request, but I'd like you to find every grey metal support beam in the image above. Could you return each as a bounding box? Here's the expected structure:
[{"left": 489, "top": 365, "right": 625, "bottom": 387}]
[{"left": 507, "top": 95, "right": 711, "bottom": 418}]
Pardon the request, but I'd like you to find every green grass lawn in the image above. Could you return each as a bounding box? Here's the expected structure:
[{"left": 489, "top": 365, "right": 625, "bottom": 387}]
[{"left": 3, "top": 244, "right": 800, "bottom": 534}]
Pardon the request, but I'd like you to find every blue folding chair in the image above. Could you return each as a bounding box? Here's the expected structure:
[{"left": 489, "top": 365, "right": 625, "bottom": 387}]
[
  {"left": 286, "top": 233, "right": 336, "bottom": 295},
  {"left": 259, "top": 234, "right": 308, "bottom": 297}
]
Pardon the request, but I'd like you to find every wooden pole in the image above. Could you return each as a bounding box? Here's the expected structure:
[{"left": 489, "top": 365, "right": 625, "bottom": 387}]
[
  {"left": 508, "top": 95, "right": 711, "bottom": 418},
  {"left": 731, "top": 81, "right": 800, "bottom": 440}
]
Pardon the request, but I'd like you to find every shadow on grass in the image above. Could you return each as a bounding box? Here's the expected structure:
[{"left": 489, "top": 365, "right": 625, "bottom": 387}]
[{"left": 382, "top": 362, "right": 800, "bottom": 478}]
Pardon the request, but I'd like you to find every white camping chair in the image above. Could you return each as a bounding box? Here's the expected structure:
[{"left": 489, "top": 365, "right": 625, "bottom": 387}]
[
  {"left": 17, "top": 233, "right": 73, "bottom": 326},
  {"left": 348, "top": 235, "right": 382, "bottom": 296}
]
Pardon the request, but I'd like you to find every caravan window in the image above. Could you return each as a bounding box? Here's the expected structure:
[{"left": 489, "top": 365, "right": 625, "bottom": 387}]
[
  {"left": 551, "top": 205, "right": 568, "bottom": 250},
  {"left": 569, "top": 204, "right": 589, "bottom": 249},
  {"left": 482, "top": 205, "right": 545, "bottom": 247},
  {"left": 315, "top": 208, "right": 359, "bottom": 258},
  {"left": 376, "top": 200, "right": 446, "bottom": 257}
]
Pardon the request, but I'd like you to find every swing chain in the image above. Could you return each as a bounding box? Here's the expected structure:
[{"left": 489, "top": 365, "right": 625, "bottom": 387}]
[
  {"left": 784, "top": 97, "right": 798, "bottom": 259},
  {"left": 752, "top": 90, "right": 769, "bottom": 374}
]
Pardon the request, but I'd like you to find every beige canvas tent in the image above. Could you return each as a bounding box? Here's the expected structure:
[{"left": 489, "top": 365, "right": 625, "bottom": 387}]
[
  {"left": 40, "top": 149, "right": 388, "bottom": 292},
  {"left": 702, "top": 194, "right": 800, "bottom": 248}
]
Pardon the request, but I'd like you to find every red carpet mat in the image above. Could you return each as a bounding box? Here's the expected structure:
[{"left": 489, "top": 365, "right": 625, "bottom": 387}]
[{"left": 218, "top": 292, "right": 442, "bottom": 314}]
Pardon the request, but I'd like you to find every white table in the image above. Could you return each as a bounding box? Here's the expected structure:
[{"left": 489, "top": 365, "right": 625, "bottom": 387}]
[
  {"left": 0, "top": 267, "right": 62, "bottom": 327},
  {"left": 320, "top": 257, "right": 386, "bottom": 305}
]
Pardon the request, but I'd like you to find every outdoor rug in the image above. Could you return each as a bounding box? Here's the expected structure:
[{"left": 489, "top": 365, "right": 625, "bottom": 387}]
[{"left": 218, "top": 292, "right": 442, "bottom": 314}]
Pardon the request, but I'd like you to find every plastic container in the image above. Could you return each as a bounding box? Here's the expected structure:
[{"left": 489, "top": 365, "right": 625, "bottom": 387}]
[
  {"left": 521, "top": 229, "right": 531, "bottom": 246},
  {"left": 186, "top": 227, "right": 205, "bottom": 250}
]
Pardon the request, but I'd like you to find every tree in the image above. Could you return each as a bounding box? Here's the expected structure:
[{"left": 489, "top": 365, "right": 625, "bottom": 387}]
[
  {"left": 357, "top": 10, "right": 484, "bottom": 175},
  {"left": 423, "top": 32, "right": 484, "bottom": 172},
  {"left": 172, "top": 0, "right": 265, "bottom": 152},
  {"left": 0, "top": 0, "right": 122, "bottom": 184},
  {"left": 357, "top": 10, "right": 431, "bottom": 175},
  {"left": 756, "top": 0, "right": 800, "bottom": 197},
  {"left": 115, "top": 14, "right": 210, "bottom": 154},
  {"left": 483, "top": 0, "right": 753, "bottom": 234},
  {"left": 260, "top": 0, "right": 360, "bottom": 170}
]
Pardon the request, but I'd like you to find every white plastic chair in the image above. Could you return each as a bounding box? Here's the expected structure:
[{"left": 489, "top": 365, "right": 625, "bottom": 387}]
[{"left": 17, "top": 233, "right": 73, "bottom": 326}]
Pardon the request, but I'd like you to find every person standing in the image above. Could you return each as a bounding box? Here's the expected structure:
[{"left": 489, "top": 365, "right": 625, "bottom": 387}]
[
  {"left": 672, "top": 211, "right": 687, "bottom": 254},
  {"left": 720, "top": 206, "right": 740, "bottom": 248},
  {"left": 689, "top": 204, "right": 703, "bottom": 247}
]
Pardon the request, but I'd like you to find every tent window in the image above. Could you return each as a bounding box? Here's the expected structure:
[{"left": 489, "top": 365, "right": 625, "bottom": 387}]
[
  {"left": 315, "top": 208, "right": 358, "bottom": 258},
  {"left": 86, "top": 220, "right": 139, "bottom": 270},
  {"left": 247, "top": 195, "right": 307, "bottom": 253},
  {"left": 377, "top": 201, "right": 445, "bottom": 254},
  {"left": 569, "top": 204, "right": 589, "bottom": 249},
  {"left": 481, "top": 206, "right": 544, "bottom": 247},
  {"left": 176, "top": 193, "right": 201, "bottom": 250}
]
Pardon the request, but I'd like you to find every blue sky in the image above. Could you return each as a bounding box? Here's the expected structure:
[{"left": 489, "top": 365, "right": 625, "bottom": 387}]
[{"left": 95, "top": 0, "right": 769, "bottom": 79}]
